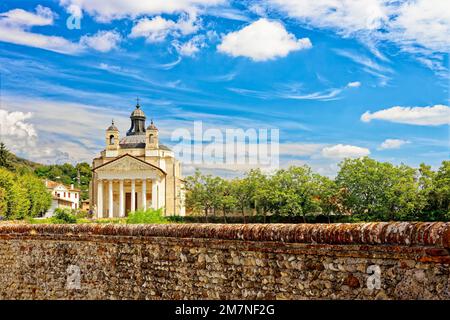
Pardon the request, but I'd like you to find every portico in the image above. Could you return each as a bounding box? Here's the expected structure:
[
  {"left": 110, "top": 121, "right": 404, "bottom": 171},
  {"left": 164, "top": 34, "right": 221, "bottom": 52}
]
[{"left": 93, "top": 154, "right": 166, "bottom": 218}]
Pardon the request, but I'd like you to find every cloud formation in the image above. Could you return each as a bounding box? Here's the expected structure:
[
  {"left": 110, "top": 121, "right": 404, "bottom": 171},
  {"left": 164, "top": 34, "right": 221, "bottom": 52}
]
[
  {"left": 0, "top": 109, "right": 36, "bottom": 138},
  {"left": 218, "top": 18, "right": 312, "bottom": 61},
  {"left": 80, "top": 30, "right": 122, "bottom": 52},
  {"left": 130, "top": 14, "right": 199, "bottom": 43},
  {"left": 0, "top": 6, "right": 123, "bottom": 54},
  {"left": 361, "top": 105, "right": 450, "bottom": 126},
  {"left": 59, "top": 0, "right": 225, "bottom": 22},
  {"left": 378, "top": 139, "right": 410, "bottom": 150},
  {"left": 321, "top": 144, "right": 370, "bottom": 159}
]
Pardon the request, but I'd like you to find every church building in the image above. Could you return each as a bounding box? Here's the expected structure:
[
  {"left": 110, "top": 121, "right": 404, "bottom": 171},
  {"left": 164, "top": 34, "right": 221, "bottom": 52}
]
[{"left": 89, "top": 101, "right": 185, "bottom": 218}]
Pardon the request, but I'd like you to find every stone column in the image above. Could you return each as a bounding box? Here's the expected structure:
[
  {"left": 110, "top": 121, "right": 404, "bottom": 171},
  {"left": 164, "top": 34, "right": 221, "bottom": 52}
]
[
  {"left": 119, "top": 179, "right": 124, "bottom": 217},
  {"left": 152, "top": 180, "right": 158, "bottom": 209},
  {"left": 97, "top": 180, "right": 103, "bottom": 218},
  {"left": 142, "top": 179, "right": 147, "bottom": 211},
  {"left": 131, "top": 179, "right": 135, "bottom": 212},
  {"left": 108, "top": 180, "right": 114, "bottom": 218}
]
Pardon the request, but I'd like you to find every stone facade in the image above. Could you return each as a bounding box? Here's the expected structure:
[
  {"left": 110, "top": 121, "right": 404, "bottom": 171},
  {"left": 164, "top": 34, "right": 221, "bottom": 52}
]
[
  {"left": 0, "top": 222, "right": 449, "bottom": 300},
  {"left": 89, "top": 101, "right": 185, "bottom": 218}
]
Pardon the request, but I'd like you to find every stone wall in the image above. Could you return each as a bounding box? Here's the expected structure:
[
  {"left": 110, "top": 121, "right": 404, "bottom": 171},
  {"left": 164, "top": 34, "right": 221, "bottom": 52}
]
[{"left": 0, "top": 222, "right": 449, "bottom": 300}]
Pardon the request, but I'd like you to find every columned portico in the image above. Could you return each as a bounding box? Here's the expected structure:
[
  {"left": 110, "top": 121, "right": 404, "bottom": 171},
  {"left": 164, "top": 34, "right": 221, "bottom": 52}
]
[{"left": 93, "top": 154, "right": 168, "bottom": 218}]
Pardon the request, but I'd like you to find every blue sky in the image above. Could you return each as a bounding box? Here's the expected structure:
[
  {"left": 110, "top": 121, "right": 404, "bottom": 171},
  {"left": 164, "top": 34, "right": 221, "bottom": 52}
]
[{"left": 0, "top": 0, "right": 448, "bottom": 176}]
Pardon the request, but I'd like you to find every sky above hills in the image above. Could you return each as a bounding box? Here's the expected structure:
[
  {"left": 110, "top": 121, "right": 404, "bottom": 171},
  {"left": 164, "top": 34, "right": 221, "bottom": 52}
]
[{"left": 0, "top": 0, "right": 448, "bottom": 176}]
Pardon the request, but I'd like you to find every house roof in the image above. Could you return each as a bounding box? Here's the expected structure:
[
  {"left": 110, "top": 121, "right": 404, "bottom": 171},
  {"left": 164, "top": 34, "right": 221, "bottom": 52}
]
[{"left": 45, "top": 180, "right": 81, "bottom": 192}]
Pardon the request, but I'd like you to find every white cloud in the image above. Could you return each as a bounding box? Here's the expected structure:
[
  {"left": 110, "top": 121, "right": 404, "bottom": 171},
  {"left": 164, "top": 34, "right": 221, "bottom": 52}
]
[
  {"left": 347, "top": 81, "right": 361, "bottom": 88},
  {"left": 265, "top": 0, "right": 450, "bottom": 74},
  {"left": 361, "top": 105, "right": 450, "bottom": 126},
  {"left": 267, "top": 0, "right": 390, "bottom": 35},
  {"left": 130, "top": 13, "right": 200, "bottom": 43},
  {"left": 0, "top": 6, "right": 82, "bottom": 54},
  {"left": 217, "top": 18, "right": 312, "bottom": 61},
  {"left": 0, "top": 5, "right": 55, "bottom": 27},
  {"left": 59, "top": 0, "right": 224, "bottom": 22},
  {"left": 80, "top": 30, "right": 122, "bottom": 52},
  {"left": 172, "top": 34, "right": 206, "bottom": 56},
  {"left": 388, "top": 0, "right": 450, "bottom": 53},
  {"left": 378, "top": 139, "right": 410, "bottom": 150},
  {"left": 321, "top": 144, "right": 370, "bottom": 159},
  {"left": 0, "top": 7, "right": 121, "bottom": 54},
  {"left": 0, "top": 109, "right": 37, "bottom": 139}
]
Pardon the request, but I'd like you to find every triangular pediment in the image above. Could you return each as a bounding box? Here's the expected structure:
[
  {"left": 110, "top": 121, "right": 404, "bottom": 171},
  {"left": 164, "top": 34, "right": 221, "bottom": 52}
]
[{"left": 94, "top": 154, "right": 165, "bottom": 175}]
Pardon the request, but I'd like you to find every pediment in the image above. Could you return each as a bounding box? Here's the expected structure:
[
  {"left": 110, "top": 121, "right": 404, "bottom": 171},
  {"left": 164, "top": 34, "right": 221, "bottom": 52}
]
[{"left": 94, "top": 154, "right": 165, "bottom": 175}]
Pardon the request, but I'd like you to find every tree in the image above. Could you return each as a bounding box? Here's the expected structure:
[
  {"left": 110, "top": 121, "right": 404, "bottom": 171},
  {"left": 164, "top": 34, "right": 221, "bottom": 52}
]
[
  {"left": 246, "top": 169, "right": 272, "bottom": 222},
  {"left": 434, "top": 161, "right": 450, "bottom": 215},
  {"left": 314, "top": 175, "right": 344, "bottom": 222},
  {"left": 230, "top": 175, "right": 259, "bottom": 223},
  {"left": 0, "top": 186, "right": 7, "bottom": 217},
  {"left": 18, "top": 174, "right": 52, "bottom": 217},
  {"left": 336, "top": 157, "right": 423, "bottom": 221},
  {"left": 269, "top": 166, "right": 320, "bottom": 221},
  {"left": 185, "top": 170, "right": 224, "bottom": 222},
  {"left": 0, "top": 142, "right": 12, "bottom": 170}
]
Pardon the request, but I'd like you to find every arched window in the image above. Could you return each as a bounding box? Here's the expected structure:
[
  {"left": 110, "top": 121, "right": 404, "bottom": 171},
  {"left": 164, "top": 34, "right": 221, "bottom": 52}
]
[
  {"left": 109, "top": 135, "right": 115, "bottom": 145},
  {"left": 149, "top": 134, "right": 154, "bottom": 144}
]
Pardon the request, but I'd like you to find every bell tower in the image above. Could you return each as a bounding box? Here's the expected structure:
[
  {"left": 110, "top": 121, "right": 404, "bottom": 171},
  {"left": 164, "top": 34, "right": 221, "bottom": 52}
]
[
  {"left": 106, "top": 120, "right": 119, "bottom": 151},
  {"left": 146, "top": 119, "right": 159, "bottom": 150}
]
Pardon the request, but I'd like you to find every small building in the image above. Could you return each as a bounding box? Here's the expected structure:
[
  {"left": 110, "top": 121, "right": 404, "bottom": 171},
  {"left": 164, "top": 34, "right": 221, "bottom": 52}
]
[
  {"left": 89, "top": 100, "right": 185, "bottom": 218},
  {"left": 44, "top": 180, "right": 80, "bottom": 217}
]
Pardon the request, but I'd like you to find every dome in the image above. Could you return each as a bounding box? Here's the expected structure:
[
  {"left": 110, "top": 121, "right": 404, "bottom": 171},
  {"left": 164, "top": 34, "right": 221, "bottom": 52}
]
[
  {"left": 107, "top": 120, "right": 118, "bottom": 131},
  {"left": 131, "top": 104, "right": 146, "bottom": 118}
]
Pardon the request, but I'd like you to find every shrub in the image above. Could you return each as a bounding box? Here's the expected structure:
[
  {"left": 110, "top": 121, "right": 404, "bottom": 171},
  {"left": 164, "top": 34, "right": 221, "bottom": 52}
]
[
  {"left": 126, "top": 208, "right": 167, "bottom": 224},
  {"left": 52, "top": 208, "right": 77, "bottom": 224}
]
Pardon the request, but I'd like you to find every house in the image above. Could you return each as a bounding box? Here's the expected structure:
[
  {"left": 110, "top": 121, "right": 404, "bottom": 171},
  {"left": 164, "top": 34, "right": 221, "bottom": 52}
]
[{"left": 44, "top": 180, "right": 80, "bottom": 217}]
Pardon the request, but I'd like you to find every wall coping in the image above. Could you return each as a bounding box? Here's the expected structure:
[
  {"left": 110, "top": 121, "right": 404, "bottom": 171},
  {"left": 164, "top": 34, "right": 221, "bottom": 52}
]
[{"left": 0, "top": 222, "right": 449, "bottom": 248}]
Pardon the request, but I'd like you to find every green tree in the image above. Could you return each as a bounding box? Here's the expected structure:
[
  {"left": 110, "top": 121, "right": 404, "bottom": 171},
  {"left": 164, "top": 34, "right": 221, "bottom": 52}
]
[
  {"left": 270, "top": 166, "right": 320, "bottom": 220},
  {"left": 336, "top": 157, "right": 423, "bottom": 221},
  {"left": 18, "top": 174, "right": 52, "bottom": 217},
  {"left": 435, "top": 161, "right": 450, "bottom": 215},
  {"left": 246, "top": 169, "right": 272, "bottom": 222},
  {"left": 0, "top": 142, "right": 12, "bottom": 170},
  {"left": 0, "top": 186, "right": 7, "bottom": 217},
  {"left": 185, "top": 170, "right": 224, "bottom": 222}
]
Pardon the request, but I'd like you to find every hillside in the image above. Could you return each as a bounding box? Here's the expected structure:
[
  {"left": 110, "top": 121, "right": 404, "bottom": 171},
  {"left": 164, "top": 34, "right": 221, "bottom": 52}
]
[{"left": 0, "top": 143, "right": 91, "bottom": 200}]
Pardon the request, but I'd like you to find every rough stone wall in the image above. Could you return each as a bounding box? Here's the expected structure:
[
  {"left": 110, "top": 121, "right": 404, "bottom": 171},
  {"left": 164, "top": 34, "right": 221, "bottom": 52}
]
[{"left": 0, "top": 223, "right": 449, "bottom": 300}]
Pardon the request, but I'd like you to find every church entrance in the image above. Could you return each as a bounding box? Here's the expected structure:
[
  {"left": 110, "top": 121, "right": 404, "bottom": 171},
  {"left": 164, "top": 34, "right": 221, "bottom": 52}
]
[{"left": 125, "top": 192, "right": 137, "bottom": 215}]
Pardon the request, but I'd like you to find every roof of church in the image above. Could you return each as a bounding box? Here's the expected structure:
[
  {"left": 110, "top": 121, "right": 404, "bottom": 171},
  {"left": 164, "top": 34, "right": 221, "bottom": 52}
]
[{"left": 119, "top": 134, "right": 171, "bottom": 151}]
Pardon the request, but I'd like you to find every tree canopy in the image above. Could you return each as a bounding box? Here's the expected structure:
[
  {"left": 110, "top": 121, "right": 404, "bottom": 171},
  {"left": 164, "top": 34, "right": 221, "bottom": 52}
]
[{"left": 184, "top": 158, "right": 450, "bottom": 222}]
